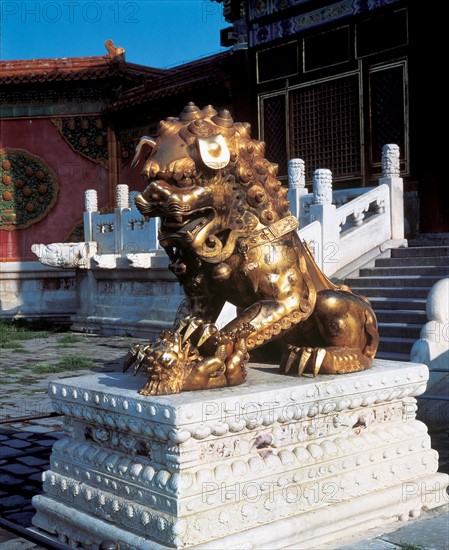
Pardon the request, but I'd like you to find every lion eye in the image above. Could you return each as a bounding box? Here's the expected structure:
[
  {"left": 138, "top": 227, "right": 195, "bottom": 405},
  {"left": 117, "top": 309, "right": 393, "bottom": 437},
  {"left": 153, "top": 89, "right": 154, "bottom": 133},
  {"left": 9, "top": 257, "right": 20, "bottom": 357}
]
[{"left": 162, "top": 352, "right": 173, "bottom": 364}]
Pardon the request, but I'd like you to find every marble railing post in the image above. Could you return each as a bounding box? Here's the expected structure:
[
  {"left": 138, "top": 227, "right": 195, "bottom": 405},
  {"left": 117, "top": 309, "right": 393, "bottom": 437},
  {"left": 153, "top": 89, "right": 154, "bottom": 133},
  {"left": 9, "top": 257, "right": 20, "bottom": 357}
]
[
  {"left": 148, "top": 218, "right": 160, "bottom": 250},
  {"left": 116, "top": 184, "right": 129, "bottom": 210},
  {"left": 84, "top": 189, "right": 98, "bottom": 242},
  {"left": 309, "top": 169, "right": 339, "bottom": 272},
  {"left": 129, "top": 191, "right": 139, "bottom": 212},
  {"left": 379, "top": 144, "right": 404, "bottom": 240},
  {"left": 129, "top": 191, "right": 159, "bottom": 250},
  {"left": 287, "top": 158, "right": 308, "bottom": 225},
  {"left": 115, "top": 184, "right": 130, "bottom": 253}
]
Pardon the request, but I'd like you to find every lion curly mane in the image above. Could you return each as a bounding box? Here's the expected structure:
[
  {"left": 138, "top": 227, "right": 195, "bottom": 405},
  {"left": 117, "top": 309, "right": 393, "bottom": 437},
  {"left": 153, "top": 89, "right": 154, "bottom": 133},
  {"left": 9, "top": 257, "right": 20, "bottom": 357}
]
[{"left": 149, "top": 102, "right": 291, "bottom": 227}]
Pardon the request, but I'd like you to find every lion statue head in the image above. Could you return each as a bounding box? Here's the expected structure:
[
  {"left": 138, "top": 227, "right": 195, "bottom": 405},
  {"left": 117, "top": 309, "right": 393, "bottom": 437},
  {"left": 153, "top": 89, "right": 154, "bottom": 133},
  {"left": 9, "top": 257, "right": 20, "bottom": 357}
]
[{"left": 132, "top": 102, "right": 290, "bottom": 271}]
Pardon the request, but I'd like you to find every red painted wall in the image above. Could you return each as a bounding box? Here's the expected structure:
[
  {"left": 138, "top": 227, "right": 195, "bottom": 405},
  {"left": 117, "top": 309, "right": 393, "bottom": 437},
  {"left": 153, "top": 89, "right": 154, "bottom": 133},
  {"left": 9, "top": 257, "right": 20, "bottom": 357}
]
[
  {"left": 0, "top": 118, "right": 109, "bottom": 261},
  {"left": 120, "top": 163, "right": 147, "bottom": 195}
]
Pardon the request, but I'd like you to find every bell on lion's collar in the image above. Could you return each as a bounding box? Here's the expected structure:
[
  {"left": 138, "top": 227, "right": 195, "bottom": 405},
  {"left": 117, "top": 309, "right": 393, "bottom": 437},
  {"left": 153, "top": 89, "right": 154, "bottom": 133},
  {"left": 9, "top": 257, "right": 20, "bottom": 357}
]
[{"left": 212, "top": 262, "right": 232, "bottom": 280}]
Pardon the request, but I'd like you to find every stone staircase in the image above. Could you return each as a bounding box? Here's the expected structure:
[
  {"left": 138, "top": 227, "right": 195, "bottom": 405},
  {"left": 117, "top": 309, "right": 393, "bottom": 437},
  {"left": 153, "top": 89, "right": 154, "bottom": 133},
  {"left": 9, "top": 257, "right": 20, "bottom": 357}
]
[{"left": 345, "top": 239, "right": 449, "bottom": 361}]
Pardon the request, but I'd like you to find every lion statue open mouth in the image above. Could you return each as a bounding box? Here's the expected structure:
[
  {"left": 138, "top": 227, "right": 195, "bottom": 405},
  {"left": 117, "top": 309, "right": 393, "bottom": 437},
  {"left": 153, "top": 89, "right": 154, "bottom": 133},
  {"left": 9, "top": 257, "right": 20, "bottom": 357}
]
[{"left": 123, "top": 102, "right": 379, "bottom": 395}]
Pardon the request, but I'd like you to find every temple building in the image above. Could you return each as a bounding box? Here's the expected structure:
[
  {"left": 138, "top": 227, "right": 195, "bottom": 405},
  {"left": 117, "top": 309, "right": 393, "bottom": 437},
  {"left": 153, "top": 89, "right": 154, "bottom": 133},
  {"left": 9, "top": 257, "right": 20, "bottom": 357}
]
[
  {"left": 0, "top": 41, "right": 168, "bottom": 262},
  {"left": 211, "top": 0, "right": 447, "bottom": 233}
]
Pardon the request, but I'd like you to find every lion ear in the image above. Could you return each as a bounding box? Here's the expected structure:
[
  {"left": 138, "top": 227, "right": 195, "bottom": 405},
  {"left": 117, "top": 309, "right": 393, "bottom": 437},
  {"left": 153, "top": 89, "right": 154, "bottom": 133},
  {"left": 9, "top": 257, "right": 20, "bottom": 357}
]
[
  {"left": 197, "top": 134, "right": 230, "bottom": 170},
  {"left": 131, "top": 136, "right": 156, "bottom": 168}
]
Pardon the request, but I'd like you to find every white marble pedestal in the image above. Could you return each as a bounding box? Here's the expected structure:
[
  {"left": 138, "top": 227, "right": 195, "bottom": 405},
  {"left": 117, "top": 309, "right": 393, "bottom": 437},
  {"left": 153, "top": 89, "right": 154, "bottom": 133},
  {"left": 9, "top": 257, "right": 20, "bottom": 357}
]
[{"left": 32, "top": 360, "right": 449, "bottom": 549}]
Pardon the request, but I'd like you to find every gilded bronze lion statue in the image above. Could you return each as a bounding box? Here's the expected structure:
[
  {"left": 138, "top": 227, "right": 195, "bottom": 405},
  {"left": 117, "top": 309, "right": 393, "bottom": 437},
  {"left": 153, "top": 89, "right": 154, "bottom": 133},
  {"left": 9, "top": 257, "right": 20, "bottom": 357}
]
[{"left": 124, "top": 103, "right": 379, "bottom": 395}]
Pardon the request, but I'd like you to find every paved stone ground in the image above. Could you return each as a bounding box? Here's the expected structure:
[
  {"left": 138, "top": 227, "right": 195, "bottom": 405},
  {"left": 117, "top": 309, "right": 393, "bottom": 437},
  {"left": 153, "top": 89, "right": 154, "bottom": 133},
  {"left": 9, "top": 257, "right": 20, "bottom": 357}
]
[
  {"left": 0, "top": 329, "right": 448, "bottom": 549},
  {"left": 0, "top": 330, "right": 139, "bottom": 549},
  {"left": 0, "top": 332, "right": 141, "bottom": 424}
]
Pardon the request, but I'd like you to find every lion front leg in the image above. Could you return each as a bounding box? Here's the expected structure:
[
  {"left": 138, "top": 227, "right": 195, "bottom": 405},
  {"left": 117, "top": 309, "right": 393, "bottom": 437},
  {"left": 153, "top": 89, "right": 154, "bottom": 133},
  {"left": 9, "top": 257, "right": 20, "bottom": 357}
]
[{"left": 222, "top": 299, "right": 314, "bottom": 352}]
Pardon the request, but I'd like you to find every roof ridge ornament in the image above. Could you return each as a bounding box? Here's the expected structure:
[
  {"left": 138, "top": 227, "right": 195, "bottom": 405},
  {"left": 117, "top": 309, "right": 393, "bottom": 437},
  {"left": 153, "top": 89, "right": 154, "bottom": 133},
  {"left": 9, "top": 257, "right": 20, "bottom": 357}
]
[{"left": 105, "top": 39, "right": 125, "bottom": 59}]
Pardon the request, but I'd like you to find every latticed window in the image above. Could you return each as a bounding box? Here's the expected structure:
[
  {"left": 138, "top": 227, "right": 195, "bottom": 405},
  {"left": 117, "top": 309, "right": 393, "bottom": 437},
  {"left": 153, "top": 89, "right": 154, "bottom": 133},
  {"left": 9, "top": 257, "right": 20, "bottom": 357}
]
[
  {"left": 260, "top": 94, "right": 288, "bottom": 178},
  {"left": 369, "top": 63, "right": 406, "bottom": 168},
  {"left": 289, "top": 75, "right": 361, "bottom": 182},
  {"left": 259, "top": 64, "right": 407, "bottom": 184}
]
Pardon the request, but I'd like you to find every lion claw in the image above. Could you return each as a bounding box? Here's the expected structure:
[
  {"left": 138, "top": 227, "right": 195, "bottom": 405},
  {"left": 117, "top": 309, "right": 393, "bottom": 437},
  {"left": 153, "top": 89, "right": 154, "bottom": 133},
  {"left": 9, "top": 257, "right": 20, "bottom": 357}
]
[
  {"left": 181, "top": 318, "right": 204, "bottom": 344},
  {"left": 197, "top": 323, "right": 219, "bottom": 347},
  {"left": 312, "top": 348, "right": 327, "bottom": 377},
  {"left": 280, "top": 346, "right": 327, "bottom": 377},
  {"left": 123, "top": 344, "right": 150, "bottom": 375}
]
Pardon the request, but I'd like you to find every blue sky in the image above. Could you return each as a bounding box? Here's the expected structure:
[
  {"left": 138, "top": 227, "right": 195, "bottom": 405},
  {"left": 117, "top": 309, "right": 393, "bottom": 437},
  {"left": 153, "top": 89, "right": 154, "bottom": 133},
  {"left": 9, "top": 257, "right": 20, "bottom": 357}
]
[{"left": 0, "top": 1, "right": 230, "bottom": 68}]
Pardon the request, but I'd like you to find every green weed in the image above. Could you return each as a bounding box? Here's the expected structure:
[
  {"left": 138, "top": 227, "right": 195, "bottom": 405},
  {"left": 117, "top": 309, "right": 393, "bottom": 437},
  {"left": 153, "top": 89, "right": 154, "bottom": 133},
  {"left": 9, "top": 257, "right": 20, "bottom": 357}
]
[
  {"left": 0, "top": 320, "right": 49, "bottom": 342},
  {"left": 30, "top": 355, "right": 94, "bottom": 374},
  {"left": 0, "top": 341, "right": 26, "bottom": 351},
  {"left": 16, "top": 375, "right": 38, "bottom": 384},
  {"left": 30, "top": 364, "right": 62, "bottom": 374},
  {"left": 2, "top": 367, "right": 19, "bottom": 374},
  {"left": 57, "top": 334, "right": 83, "bottom": 346},
  {"left": 57, "top": 355, "right": 94, "bottom": 370}
]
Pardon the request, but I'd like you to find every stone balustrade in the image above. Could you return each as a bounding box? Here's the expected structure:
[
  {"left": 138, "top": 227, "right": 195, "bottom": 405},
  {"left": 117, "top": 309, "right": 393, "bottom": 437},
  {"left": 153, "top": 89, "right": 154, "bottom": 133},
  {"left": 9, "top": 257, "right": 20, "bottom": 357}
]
[
  {"left": 32, "top": 185, "right": 182, "bottom": 337},
  {"left": 290, "top": 143, "right": 406, "bottom": 276},
  {"left": 84, "top": 184, "right": 161, "bottom": 268}
]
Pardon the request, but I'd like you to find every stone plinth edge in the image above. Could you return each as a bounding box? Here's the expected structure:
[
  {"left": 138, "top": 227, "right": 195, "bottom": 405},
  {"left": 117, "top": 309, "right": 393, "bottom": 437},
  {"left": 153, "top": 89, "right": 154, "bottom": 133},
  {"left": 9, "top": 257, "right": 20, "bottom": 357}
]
[
  {"left": 47, "top": 360, "right": 428, "bottom": 442},
  {"left": 32, "top": 471, "right": 449, "bottom": 550}
]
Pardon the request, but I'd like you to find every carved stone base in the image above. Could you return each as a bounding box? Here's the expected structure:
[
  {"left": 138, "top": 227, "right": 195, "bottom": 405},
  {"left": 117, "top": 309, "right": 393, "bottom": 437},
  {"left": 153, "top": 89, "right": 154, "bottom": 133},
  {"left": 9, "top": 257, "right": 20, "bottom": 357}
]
[{"left": 32, "top": 360, "right": 448, "bottom": 549}]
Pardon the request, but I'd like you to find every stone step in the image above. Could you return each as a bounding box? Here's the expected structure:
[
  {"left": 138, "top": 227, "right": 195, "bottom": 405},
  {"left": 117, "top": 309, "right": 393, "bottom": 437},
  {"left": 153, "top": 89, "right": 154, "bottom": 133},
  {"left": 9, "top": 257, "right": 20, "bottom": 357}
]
[
  {"left": 377, "top": 336, "right": 416, "bottom": 355},
  {"left": 375, "top": 256, "right": 449, "bottom": 267},
  {"left": 391, "top": 246, "right": 449, "bottom": 258},
  {"left": 408, "top": 233, "right": 449, "bottom": 247},
  {"left": 345, "top": 275, "right": 442, "bottom": 288},
  {"left": 377, "top": 322, "right": 422, "bottom": 339},
  {"left": 345, "top": 242, "right": 449, "bottom": 361},
  {"left": 359, "top": 266, "right": 449, "bottom": 277},
  {"left": 343, "top": 242, "right": 446, "bottom": 362},
  {"left": 369, "top": 297, "right": 427, "bottom": 310},
  {"left": 352, "top": 287, "right": 430, "bottom": 298},
  {"left": 375, "top": 350, "right": 410, "bottom": 361},
  {"left": 374, "top": 309, "right": 427, "bottom": 324}
]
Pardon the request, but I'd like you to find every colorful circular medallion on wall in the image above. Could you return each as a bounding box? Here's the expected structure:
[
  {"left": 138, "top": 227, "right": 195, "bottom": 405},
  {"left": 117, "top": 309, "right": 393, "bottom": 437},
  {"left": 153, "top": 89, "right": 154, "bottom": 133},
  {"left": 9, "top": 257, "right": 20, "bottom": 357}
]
[{"left": 0, "top": 148, "right": 60, "bottom": 230}]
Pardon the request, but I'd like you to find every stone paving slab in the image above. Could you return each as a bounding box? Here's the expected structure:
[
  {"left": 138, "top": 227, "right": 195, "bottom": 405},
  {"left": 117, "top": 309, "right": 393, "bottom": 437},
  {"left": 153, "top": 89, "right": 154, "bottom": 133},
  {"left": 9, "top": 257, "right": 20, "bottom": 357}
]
[
  {"left": 0, "top": 426, "right": 62, "bottom": 548},
  {"left": 0, "top": 537, "right": 45, "bottom": 549},
  {"left": 1, "top": 331, "right": 141, "bottom": 424},
  {"left": 381, "top": 509, "right": 449, "bottom": 550},
  {"left": 324, "top": 505, "right": 449, "bottom": 549}
]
